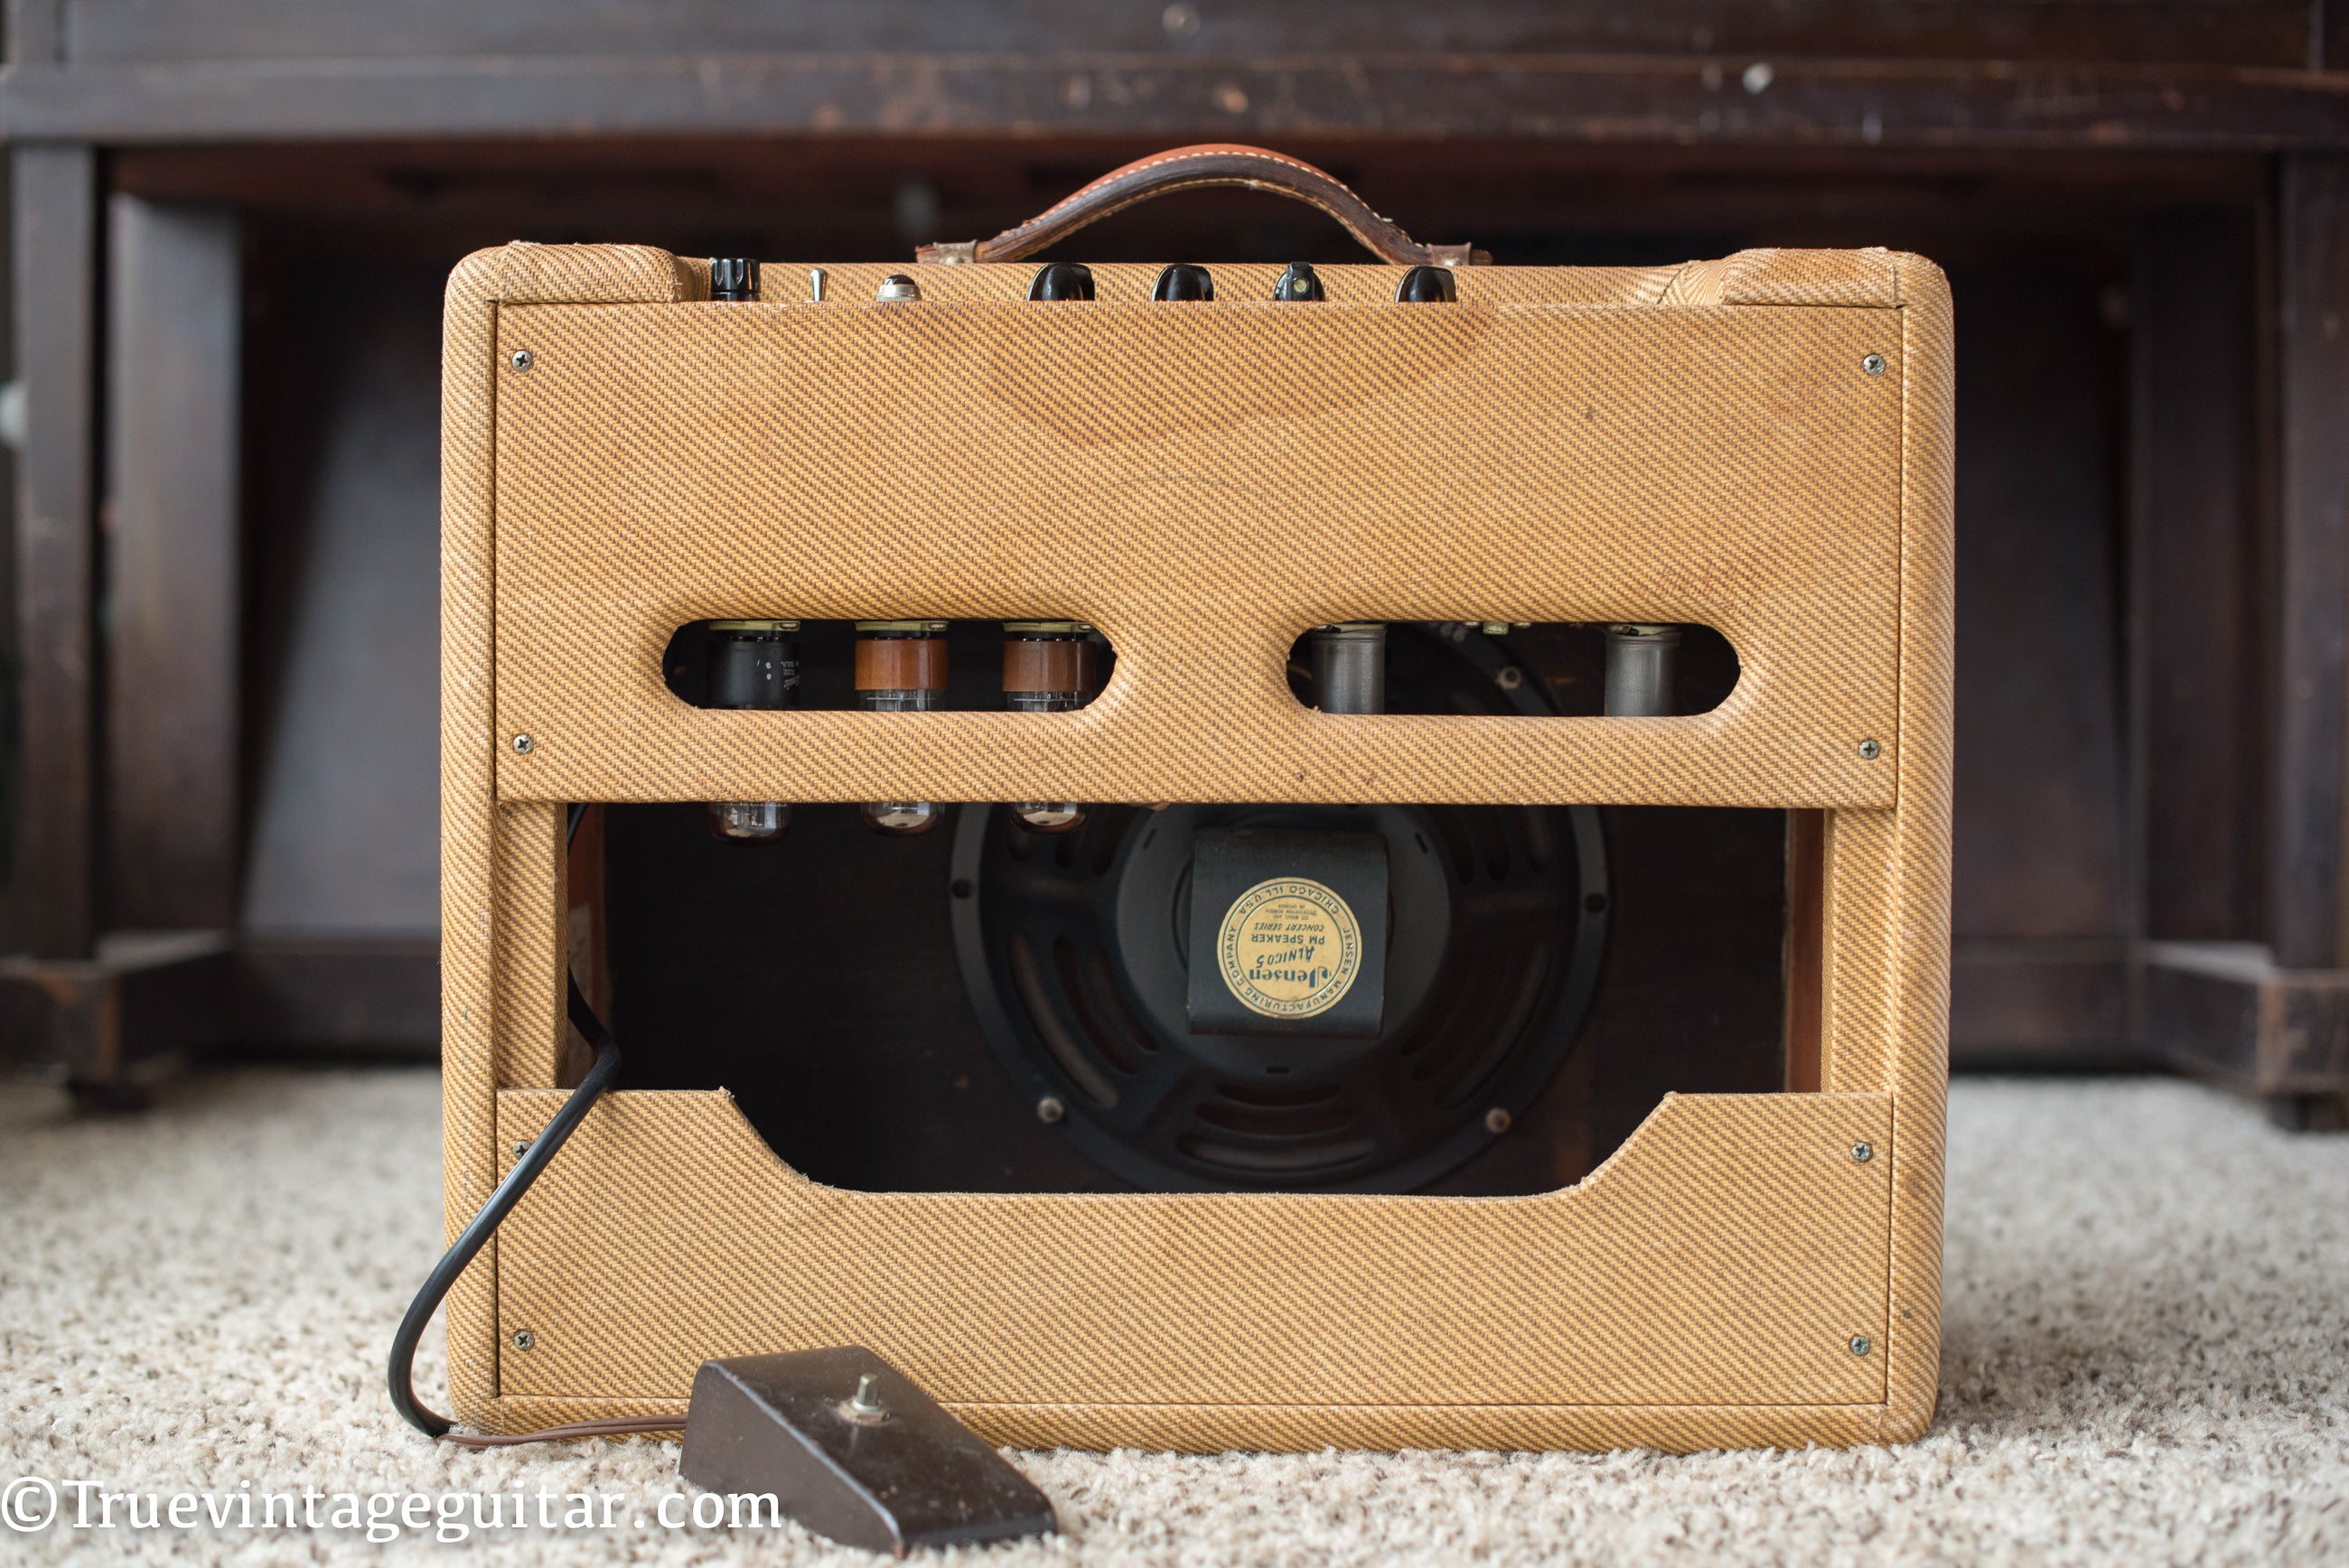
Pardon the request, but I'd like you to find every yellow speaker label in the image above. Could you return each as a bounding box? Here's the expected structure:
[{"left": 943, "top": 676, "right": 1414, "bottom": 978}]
[{"left": 1215, "top": 877, "right": 1363, "bottom": 1020}]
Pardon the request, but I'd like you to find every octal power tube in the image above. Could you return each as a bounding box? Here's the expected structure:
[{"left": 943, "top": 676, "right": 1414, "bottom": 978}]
[
  {"left": 856, "top": 621, "right": 949, "bottom": 835},
  {"left": 1003, "top": 621, "right": 1096, "bottom": 832},
  {"left": 705, "top": 618, "right": 800, "bottom": 843}
]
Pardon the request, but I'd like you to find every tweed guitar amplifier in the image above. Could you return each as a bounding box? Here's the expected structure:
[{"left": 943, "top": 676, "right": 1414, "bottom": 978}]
[{"left": 438, "top": 145, "right": 1953, "bottom": 1453}]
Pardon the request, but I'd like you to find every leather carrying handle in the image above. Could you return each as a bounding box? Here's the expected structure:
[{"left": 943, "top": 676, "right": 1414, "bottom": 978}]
[{"left": 916, "top": 144, "right": 1489, "bottom": 267}]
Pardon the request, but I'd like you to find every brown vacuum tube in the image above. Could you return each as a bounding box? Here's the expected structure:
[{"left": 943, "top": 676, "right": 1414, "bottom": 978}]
[
  {"left": 856, "top": 620, "right": 948, "bottom": 835},
  {"left": 1003, "top": 621, "right": 1096, "bottom": 832}
]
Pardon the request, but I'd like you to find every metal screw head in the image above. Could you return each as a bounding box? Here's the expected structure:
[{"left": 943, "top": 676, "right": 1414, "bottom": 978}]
[
  {"left": 510, "top": 349, "right": 534, "bottom": 371},
  {"left": 1857, "top": 738, "right": 1881, "bottom": 761},
  {"left": 512, "top": 1330, "right": 536, "bottom": 1351},
  {"left": 511, "top": 733, "right": 534, "bottom": 754},
  {"left": 1851, "top": 1141, "right": 1874, "bottom": 1163},
  {"left": 511, "top": 1140, "right": 529, "bottom": 1161},
  {"left": 1862, "top": 352, "right": 1887, "bottom": 376},
  {"left": 1484, "top": 1106, "right": 1512, "bottom": 1134},
  {"left": 1035, "top": 1095, "right": 1066, "bottom": 1125},
  {"left": 1848, "top": 1334, "right": 1873, "bottom": 1357}
]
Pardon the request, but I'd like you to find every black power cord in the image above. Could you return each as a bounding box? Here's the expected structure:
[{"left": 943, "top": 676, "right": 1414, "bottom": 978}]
[{"left": 388, "top": 804, "right": 678, "bottom": 1448}]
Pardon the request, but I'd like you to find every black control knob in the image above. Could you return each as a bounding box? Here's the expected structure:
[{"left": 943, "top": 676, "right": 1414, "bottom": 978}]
[
  {"left": 1394, "top": 265, "right": 1457, "bottom": 303},
  {"left": 1273, "top": 262, "right": 1325, "bottom": 302},
  {"left": 710, "top": 257, "right": 761, "bottom": 302},
  {"left": 1028, "top": 262, "right": 1097, "bottom": 301},
  {"left": 1152, "top": 264, "right": 1215, "bottom": 302}
]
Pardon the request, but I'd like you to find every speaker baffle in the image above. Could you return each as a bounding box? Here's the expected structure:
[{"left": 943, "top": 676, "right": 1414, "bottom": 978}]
[{"left": 948, "top": 623, "right": 1609, "bottom": 1193}]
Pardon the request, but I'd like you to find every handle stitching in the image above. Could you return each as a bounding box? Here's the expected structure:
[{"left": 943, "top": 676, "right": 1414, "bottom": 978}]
[
  {"left": 1001, "top": 179, "right": 1396, "bottom": 260},
  {"left": 1016, "top": 146, "right": 1390, "bottom": 232}
]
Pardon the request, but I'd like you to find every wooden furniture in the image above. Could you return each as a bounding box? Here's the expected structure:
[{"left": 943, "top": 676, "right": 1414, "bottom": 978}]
[{"left": 3, "top": 2, "right": 2345, "bottom": 1127}]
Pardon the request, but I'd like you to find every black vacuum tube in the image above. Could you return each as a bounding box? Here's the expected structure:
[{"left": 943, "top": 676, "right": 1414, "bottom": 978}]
[{"left": 705, "top": 619, "right": 798, "bottom": 843}]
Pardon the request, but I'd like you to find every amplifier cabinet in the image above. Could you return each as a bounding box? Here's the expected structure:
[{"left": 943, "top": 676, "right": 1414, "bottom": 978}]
[{"left": 439, "top": 241, "right": 1953, "bottom": 1451}]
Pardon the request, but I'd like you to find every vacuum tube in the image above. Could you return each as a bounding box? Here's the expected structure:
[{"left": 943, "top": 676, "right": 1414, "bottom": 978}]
[
  {"left": 856, "top": 620, "right": 949, "bottom": 835},
  {"left": 1605, "top": 624, "right": 1680, "bottom": 716},
  {"left": 1003, "top": 621, "right": 1096, "bottom": 832},
  {"left": 704, "top": 619, "right": 798, "bottom": 843},
  {"left": 1311, "top": 623, "right": 1387, "bottom": 714}
]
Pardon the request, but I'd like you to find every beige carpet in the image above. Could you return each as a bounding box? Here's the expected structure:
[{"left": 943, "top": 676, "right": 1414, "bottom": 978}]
[{"left": 2, "top": 1069, "right": 2343, "bottom": 1565}]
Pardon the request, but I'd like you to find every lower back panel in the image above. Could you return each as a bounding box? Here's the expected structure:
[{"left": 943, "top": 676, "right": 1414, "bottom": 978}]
[{"left": 604, "top": 799, "right": 1790, "bottom": 1196}]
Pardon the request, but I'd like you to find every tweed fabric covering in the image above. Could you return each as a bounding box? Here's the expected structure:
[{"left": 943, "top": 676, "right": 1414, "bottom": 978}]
[
  {"left": 441, "top": 246, "right": 694, "bottom": 1422},
  {"left": 484, "top": 1090, "right": 1893, "bottom": 1452},
  {"left": 491, "top": 301, "right": 1906, "bottom": 811},
  {"left": 1879, "top": 261, "right": 1958, "bottom": 1435},
  {"left": 440, "top": 243, "right": 1955, "bottom": 1449},
  {"left": 489, "top": 803, "right": 566, "bottom": 1092}
]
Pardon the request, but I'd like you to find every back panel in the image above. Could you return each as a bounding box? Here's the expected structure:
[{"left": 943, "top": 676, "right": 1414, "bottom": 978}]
[{"left": 438, "top": 242, "right": 1953, "bottom": 1451}]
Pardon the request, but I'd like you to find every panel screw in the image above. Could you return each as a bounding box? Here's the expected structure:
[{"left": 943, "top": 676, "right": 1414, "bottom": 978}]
[
  {"left": 1484, "top": 1106, "right": 1512, "bottom": 1134},
  {"left": 1862, "top": 352, "right": 1886, "bottom": 376},
  {"left": 510, "top": 349, "right": 534, "bottom": 371},
  {"left": 1849, "top": 1334, "right": 1872, "bottom": 1357},
  {"left": 511, "top": 1140, "right": 529, "bottom": 1160},
  {"left": 512, "top": 733, "right": 534, "bottom": 754},
  {"left": 1036, "top": 1096, "right": 1065, "bottom": 1124},
  {"left": 1851, "top": 1141, "right": 1874, "bottom": 1162},
  {"left": 512, "top": 1330, "right": 536, "bottom": 1351},
  {"left": 1857, "top": 738, "right": 1881, "bottom": 761}
]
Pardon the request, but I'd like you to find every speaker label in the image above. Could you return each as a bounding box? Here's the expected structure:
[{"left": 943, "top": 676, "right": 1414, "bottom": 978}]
[{"left": 1215, "top": 878, "right": 1362, "bottom": 1020}]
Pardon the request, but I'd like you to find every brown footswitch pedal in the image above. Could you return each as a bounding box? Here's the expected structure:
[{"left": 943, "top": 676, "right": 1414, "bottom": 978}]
[{"left": 680, "top": 1349, "right": 1055, "bottom": 1556}]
